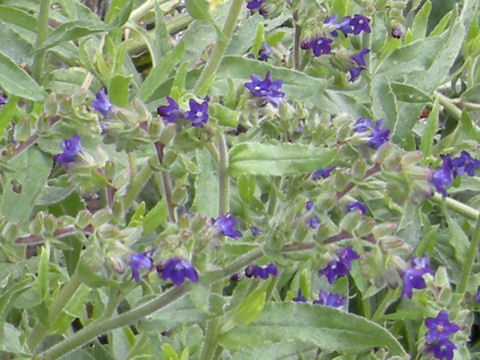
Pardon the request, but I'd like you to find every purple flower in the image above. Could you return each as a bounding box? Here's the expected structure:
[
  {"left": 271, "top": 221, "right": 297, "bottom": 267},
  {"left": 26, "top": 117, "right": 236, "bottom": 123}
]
[
  {"left": 401, "top": 254, "right": 435, "bottom": 298},
  {"left": 313, "top": 290, "right": 346, "bottom": 308},
  {"left": 309, "top": 216, "right": 320, "bottom": 229},
  {"left": 130, "top": 250, "right": 154, "bottom": 282},
  {"left": 475, "top": 286, "right": 480, "bottom": 302},
  {"left": 245, "top": 263, "right": 278, "bottom": 279},
  {"left": 306, "top": 201, "right": 314, "bottom": 211},
  {"left": 312, "top": 167, "right": 336, "bottom": 180},
  {"left": 159, "top": 257, "right": 199, "bottom": 286},
  {"left": 431, "top": 155, "right": 454, "bottom": 197},
  {"left": 354, "top": 117, "right": 373, "bottom": 132},
  {"left": 258, "top": 42, "right": 271, "bottom": 61},
  {"left": 452, "top": 151, "right": 480, "bottom": 177},
  {"left": 346, "top": 201, "right": 367, "bottom": 215},
  {"left": 426, "top": 340, "right": 457, "bottom": 360},
  {"left": 349, "top": 67, "right": 366, "bottom": 82},
  {"left": 391, "top": 27, "right": 403, "bottom": 39},
  {"left": 157, "top": 97, "right": 182, "bottom": 123},
  {"left": 324, "top": 14, "right": 353, "bottom": 37},
  {"left": 337, "top": 246, "right": 360, "bottom": 267},
  {"left": 212, "top": 214, "right": 243, "bottom": 238},
  {"left": 303, "top": 37, "right": 333, "bottom": 57},
  {"left": 352, "top": 48, "right": 370, "bottom": 67},
  {"left": 246, "top": 0, "right": 264, "bottom": 9},
  {"left": 185, "top": 97, "right": 209, "bottom": 127},
  {"left": 319, "top": 246, "right": 359, "bottom": 284},
  {"left": 349, "top": 14, "right": 371, "bottom": 35},
  {"left": 244, "top": 72, "right": 285, "bottom": 107},
  {"left": 92, "top": 88, "right": 112, "bottom": 116},
  {"left": 293, "top": 290, "right": 307, "bottom": 303},
  {"left": 369, "top": 120, "right": 390, "bottom": 149},
  {"left": 250, "top": 226, "right": 262, "bottom": 236},
  {"left": 54, "top": 134, "right": 82, "bottom": 164},
  {"left": 0, "top": 96, "right": 7, "bottom": 106},
  {"left": 425, "top": 310, "right": 460, "bottom": 343}
]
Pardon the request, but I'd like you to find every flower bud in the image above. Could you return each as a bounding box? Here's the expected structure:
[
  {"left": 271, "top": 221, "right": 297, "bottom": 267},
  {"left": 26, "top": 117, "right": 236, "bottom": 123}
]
[
  {"left": 372, "top": 222, "right": 397, "bottom": 238},
  {"left": 352, "top": 158, "right": 367, "bottom": 180},
  {"left": 29, "top": 212, "right": 45, "bottom": 236},
  {"left": 58, "top": 96, "right": 73, "bottom": 115},
  {"left": 112, "top": 200, "right": 124, "bottom": 220},
  {"left": 317, "top": 194, "right": 338, "bottom": 211},
  {"left": 105, "top": 160, "right": 116, "bottom": 180},
  {"left": 72, "top": 87, "right": 87, "bottom": 108},
  {"left": 172, "top": 185, "right": 187, "bottom": 205},
  {"left": 44, "top": 92, "right": 58, "bottom": 117},
  {"left": 106, "top": 252, "right": 126, "bottom": 274},
  {"left": 293, "top": 99, "right": 307, "bottom": 119},
  {"left": 210, "top": 103, "right": 239, "bottom": 127},
  {"left": 162, "top": 150, "right": 178, "bottom": 168},
  {"left": 132, "top": 98, "right": 152, "bottom": 123},
  {"left": 339, "top": 210, "right": 362, "bottom": 233},
  {"left": 148, "top": 118, "right": 164, "bottom": 138},
  {"left": 373, "top": 142, "right": 393, "bottom": 164},
  {"left": 158, "top": 123, "right": 176, "bottom": 145},
  {"left": 400, "top": 151, "right": 423, "bottom": 167},
  {"left": 76, "top": 210, "right": 93, "bottom": 229},
  {"left": 92, "top": 208, "right": 112, "bottom": 228},
  {"left": 354, "top": 218, "right": 375, "bottom": 237},
  {"left": 334, "top": 171, "right": 350, "bottom": 193},
  {"left": 336, "top": 124, "right": 351, "bottom": 142},
  {"left": 43, "top": 214, "right": 57, "bottom": 236}
]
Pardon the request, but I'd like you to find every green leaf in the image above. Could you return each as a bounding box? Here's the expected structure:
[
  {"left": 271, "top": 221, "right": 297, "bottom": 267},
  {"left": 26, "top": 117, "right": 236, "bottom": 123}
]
[
  {"left": 0, "top": 277, "right": 34, "bottom": 338},
  {"left": 332, "top": 0, "right": 350, "bottom": 18},
  {"left": 109, "top": 73, "right": 131, "bottom": 107},
  {"left": 0, "top": 323, "right": 23, "bottom": 354},
  {"left": 371, "top": 76, "right": 397, "bottom": 130},
  {"left": 0, "top": 23, "right": 34, "bottom": 64},
  {"left": 36, "top": 244, "right": 50, "bottom": 301},
  {"left": 228, "top": 282, "right": 268, "bottom": 327},
  {"left": 219, "top": 303, "right": 406, "bottom": 356},
  {"left": 430, "top": 10, "right": 452, "bottom": 36},
  {"left": 231, "top": 342, "right": 317, "bottom": 360},
  {"left": 35, "top": 186, "right": 74, "bottom": 206},
  {"left": 251, "top": 23, "right": 265, "bottom": 59},
  {"left": 0, "top": 53, "right": 45, "bottom": 102},
  {"left": 0, "top": 95, "right": 18, "bottom": 137},
  {"left": 411, "top": 0, "right": 431, "bottom": 39},
  {"left": 229, "top": 143, "right": 337, "bottom": 177},
  {"left": 143, "top": 199, "right": 168, "bottom": 235},
  {"left": 0, "top": 5, "right": 37, "bottom": 31},
  {"left": 192, "top": 150, "right": 218, "bottom": 218},
  {"left": 390, "top": 82, "right": 432, "bottom": 103},
  {"left": 420, "top": 99, "right": 439, "bottom": 157},
  {"left": 138, "top": 41, "right": 185, "bottom": 101},
  {"left": 186, "top": 0, "right": 213, "bottom": 21}
]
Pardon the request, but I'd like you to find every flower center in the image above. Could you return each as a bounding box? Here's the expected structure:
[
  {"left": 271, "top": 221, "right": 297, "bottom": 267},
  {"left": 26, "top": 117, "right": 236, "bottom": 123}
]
[{"left": 436, "top": 325, "right": 444, "bottom": 332}]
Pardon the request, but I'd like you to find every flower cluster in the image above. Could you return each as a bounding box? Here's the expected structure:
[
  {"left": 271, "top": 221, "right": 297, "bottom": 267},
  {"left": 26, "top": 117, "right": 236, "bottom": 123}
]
[
  {"left": 319, "top": 246, "right": 359, "bottom": 284},
  {"left": 401, "top": 254, "right": 435, "bottom": 298},
  {"left": 245, "top": 263, "right": 278, "bottom": 279},
  {"left": 212, "top": 214, "right": 243, "bottom": 238},
  {"left": 156, "top": 96, "right": 210, "bottom": 127},
  {"left": 353, "top": 118, "right": 390, "bottom": 149},
  {"left": 54, "top": 134, "right": 82, "bottom": 164},
  {"left": 431, "top": 151, "right": 480, "bottom": 196},
  {"left": 424, "top": 310, "right": 460, "bottom": 360},
  {"left": 244, "top": 72, "right": 285, "bottom": 106}
]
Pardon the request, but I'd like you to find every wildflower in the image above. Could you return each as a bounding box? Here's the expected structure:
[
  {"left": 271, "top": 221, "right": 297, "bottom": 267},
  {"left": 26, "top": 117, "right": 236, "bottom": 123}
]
[
  {"left": 293, "top": 290, "right": 307, "bottom": 303},
  {"left": 475, "top": 286, "right": 480, "bottom": 302},
  {"left": 425, "top": 310, "right": 460, "bottom": 343},
  {"left": 369, "top": 120, "right": 390, "bottom": 149},
  {"left": 246, "top": 0, "right": 264, "bottom": 10},
  {"left": 352, "top": 48, "right": 370, "bottom": 67},
  {"left": 451, "top": 151, "right": 480, "bottom": 177},
  {"left": 349, "top": 14, "right": 371, "bottom": 35},
  {"left": 185, "top": 97, "right": 209, "bottom": 127},
  {"left": 309, "top": 216, "right": 320, "bottom": 229},
  {"left": 92, "top": 88, "right": 112, "bottom": 116},
  {"left": 159, "top": 257, "right": 199, "bottom": 286},
  {"left": 354, "top": 117, "right": 373, "bottom": 132},
  {"left": 54, "top": 134, "right": 82, "bottom": 164},
  {"left": 324, "top": 14, "right": 353, "bottom": 37},
  {"left": 312, "top": 167, "right": 336, "bottom": 180},
  {"left": 212, "top": 214, "right": 243, "bottom": 238},
  {"left": 337, "top": 246, "right": 360, "bottom": 267},
  {"left": 431, "top": 155, "right": 454, "bottom": 197},
  {"left": 319, "top": 247, "right": 359, "bottom": 284},
  {"left": 346, "top": 201, "right": 367, "bottom": 215},
  {"left": 349, "top": 67, "right": 366, "bottom": 82},
  {"left": 313, "top": 290, "right": 346, "bottom": 308},
  {"left": 306, "top": 201, "right": 314, "bottom": 211},
  {"left": 303, "top": 37, "right": 333, "bottom": 57},
  {"left": 245, "top": 263, "right": 278, "bottom": 279},
  {"left": 250, "top": 226, "right": 262, "bottom": 236},
  {"left": 244, "top": 72, "right": 285, "bottom": 107},
  {"left": 391, "top": 27, "right": 403, "bottom": 39},
  {"left": 258, "top": 42, "right": 271, "bottom": 61},
  {"left": 426, "top": 340, "right": 457, "bottom": 360},
  {"left": 157, "top": 97, "right": 182, "bottom": 123},
  {"left": 129, "top": 250, "right": 154, "bottom": 282},
  {"left": 401, "top": 254, "right": 435, "bottom": 298},
  {"left": 0, "top": 96, "right": 7, "bottom": 106}
]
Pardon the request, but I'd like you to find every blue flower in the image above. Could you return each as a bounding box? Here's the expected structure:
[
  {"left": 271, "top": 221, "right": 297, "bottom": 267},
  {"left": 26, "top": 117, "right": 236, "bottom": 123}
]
[
  {"left": 313, "top": 290, "right": 346, "bottom": 308},
  {"left": 92, "top": 88, "right": 112, "bottom": 116},
  {"left": 346, "top": 201, "right": 367, "bottom": 215},
  {"left": 159, "top": 257, "right": 199, "bottom": 286},
  {"left": 246, "top": 0, "right": 264, "bottom": 9},
  {"left": 258, "top": 42, "right": 271, "bottom": 61},
  {"left": 401, "top": 254, "right": 435, "bottom": 298},
  {"left": 54, "top": 134, "right": 82, "bottom": 164},
  {"left": 293, "top": 290, "right": 307, "bottom": 303},
  {"left": 352, "top": 48, "right": 370, "bottom": 67},
  {"left": 349, "top": 14, "right": 371, "bottom": 35},
  {"left": 391, "top": 27, "right": 403, "bottom": 39},
  {"left": 349, "top": 67, "right": 366, "bottom": 82},
  {"left": 244, "top": 72, "right": 285, "bottom": 107},
  {"left": 431, "top": 155, "right": 454, "bottom": 197},
  {"left": 369, "top": 120, "right": 390, "bottom": 149},
  {"left": 157, "top": 97, "right": 182, "bottom": 123},
  {"left": 319, "top": 247, "right": 359, "bottom": 284},
  {"left": 426, "top": 340, "right": 457, "bottom": 360},
  {"left": 312, "top": 167, "right": 336, "bottom": 180},
  {"left": 425, "top": 310, "right": 460, "bottom": 343},
  {"left": 245, "top": 263, "right": 278, "bottom": 279},
  {"left": 212, "top": 214, "right": 243, "bottom": 238},
  {"left": 324, "top": 14, "right": 353, "bottom": 37},
  {"left": 309, "top": 216, "right": 320, "bottom": 229},
  {"left": 185, "top": 97, "right": 209, "bottom": 127},
  {"left": 452, "top": 151, "right": 480, "bottom": 177},
  {"left": 305, "top": 201, "right": 315, "bottom": 211},
  {"left": 302, "top": 37, "right": 333, "bottom": 57},
  {"left": 0, "top": 95, "right": 7, "bottom": 106},
  {"left": 354, "top": 117, "right": 373, "bottom": 132},
  {"left": 130, "top": 250, "right": 155, "bottom": 282}
]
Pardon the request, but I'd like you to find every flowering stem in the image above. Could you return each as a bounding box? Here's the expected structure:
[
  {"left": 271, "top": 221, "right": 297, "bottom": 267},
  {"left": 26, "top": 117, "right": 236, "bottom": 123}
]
[
  {"left": 193, "top": 0, "right": 244, "bottom": 96},
  {"left": 457, "top": 214, "right": 480, "bottom": 294},
  {"left": 32, "top": 0, "right": 50, "bottom": 83},
  {"left": 430, "top": 193, "right": 479, "bottom": 220},
  {"left": 336, "top": 163, "right": 381, "bottom": 200},
  {"left": 217, "top": 133, "right": 230, "bottom": 215}
]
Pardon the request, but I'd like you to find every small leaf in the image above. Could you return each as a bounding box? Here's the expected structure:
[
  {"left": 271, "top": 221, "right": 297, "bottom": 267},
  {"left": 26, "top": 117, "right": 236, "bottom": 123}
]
[
  {"left": 143, "top": 199, "right": 168, "bottom": 234},
  {"left": 420, "top": 99, "right": 439, "bottom": 157},
  {"left": 36, "top": 244, "right": 50, "bottom": 301},
  {"left": 391, "top": 82, "right": 432, "bottom": 103},
  {"left": 109, "top": 73, "right": 131, "bottom": 107},
  {"left": 229, "top": 142, "right": 337, "bottom": 177},
  {"left": 186, "top": 0, "right": 213, "bottom": 21},
  {"left": 228, "top": 283, "right": 268, "bottom": 327},
  {"left": 411, "top": 0, "right": 431, "bottom": 40}
]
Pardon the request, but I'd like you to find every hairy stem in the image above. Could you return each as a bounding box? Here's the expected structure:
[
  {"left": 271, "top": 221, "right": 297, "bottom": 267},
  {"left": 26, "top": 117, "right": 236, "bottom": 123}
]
[
  {"left": 430, "top": 193, "right": 479, "bottom": 220},
  {"left": 217, "top": 133, "right": 230, "bottom": 215},
  {"left": 32, "top": 0, "right": 51, "bottom": 82},
  {"left": 457, "top": 215, "right": 480, "bottom": 293}
]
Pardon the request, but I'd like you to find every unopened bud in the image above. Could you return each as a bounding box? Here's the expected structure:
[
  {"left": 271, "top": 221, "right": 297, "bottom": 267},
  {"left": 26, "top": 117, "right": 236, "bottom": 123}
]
[
  {"left": 107, "top": 252, "right": 126, "bottom": 274},
  {"left": 293, "top": 100, "right": 307, "bottom": 119},
  {"left": 58, "top": 96, "right": 72, "bottom": 115},
  {"left": 336, "top": 124, "right": 351, "bottom": 142},
  {"left": 210, "top": 103, "right": 239, "bottom": 127},
  {"left": 352, "top": 158, "right": 367, "bottom": 180},
  {"left": 92, "top": 208, "right": 112, "bottom": 228},
  {"left": 400, "top": 151, "right": 423, "bottom": 167},
  {"left": 317, "top": 194, "right": 338, "bottom": 211},
  {"left": 372, "top": 222, "right": 397, "bottom": 238},
  {"left": 334, "top": 171, "right": 350, "bottom": 193},
  {"left": 112, "top": 200, "right": 123, "bottom": 220},
  {"left": 383, "top": 153, "right": 401, "bottom": 171},
  {"left": 158, "top": 123, "right": 176, "bottom": 145},
  {"left": 44, "top": 92, "right": 58, "bottom": 117},
  {"left": 132, "top": 98, "right": 152, "bottom": 123},
  {"left": 30, "top": 212, "right": 45, "bottom": 236},
  {"left": 162, "top": 150, "right": 177, "bottom": 167},
  {"left": 172, "top": 185, "right": 187, "bottom": 205},
  {"left": 190, "top": 213, "right": 207, "bottom": 233},
  {"left": 72, "top": 87, "right": 87, "bottom": 107},
  {"left": 105, "top": 161, "right": 116, "bottom": 180},
  {"left": 76, "top": 210, "right": 93, "bottom": 229},
  {"left": 43, "top": 214, "right": 57, "bottom": 236},
  {"left": 354, "top": 218, "right": 375, "bottom": 237},
  {"left": 149, "top": 118, "right": 164, "bottom": 138},
  {"left": 340, "top": 210, "right": 362, "bottom": 233},
  {"left": 373, "top": 142, "right": 393, "bottom": 164}
]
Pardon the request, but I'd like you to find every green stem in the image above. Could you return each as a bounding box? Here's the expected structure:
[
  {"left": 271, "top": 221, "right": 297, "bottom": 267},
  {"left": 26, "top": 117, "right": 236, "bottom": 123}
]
[
  {"left": 293, "top": 12, "right": 301, "bottom": 70},
  {"left": 457, "top": 215, "right": 480, "bottom": 293},
  {"left": 430, "top": 193, "right": 479, "bottom": 220},
  {"left": 123, "top": 160, "right": 154, "bottom": 212},
  {"left": 27, "top": 272, "right": 81, "bottom": 351},
  {"left": 217, "top": 133, "right": 230, "bottom": 215},
  {"left": 161, "top": 171, "right": 176, "bottom": 222},
  {"left": 372, "top": 288, "right": 399, "bottom": 322},
  {"left": 193, "top": 0, "right": 244, "bottom": 96},
  {"left": 125, "top": 335, "right": 149, "bottom": 360},
  {"left": 199, "top": 282, "right": 223, "bottom": 360},
  {"left": 32, "top": 0, "right": 51, "bottom": 83},
  {"left": 129, "top": 0, "right": 156, "bottom": 23},
  {"left": 435, "top": 91, "right": 462, "bottom": 120}
]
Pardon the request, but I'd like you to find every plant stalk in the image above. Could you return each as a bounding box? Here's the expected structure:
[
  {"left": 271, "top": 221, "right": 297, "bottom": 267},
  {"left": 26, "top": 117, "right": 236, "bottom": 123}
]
[
  {"left": 32, "top": 0, "right": 51, "bottom": 83},
  {"left": 457, "top": 215, "right": 480, "bottom": 293},
  {"left": 217, "top": 133, "right": 230, "bottom": 215}
]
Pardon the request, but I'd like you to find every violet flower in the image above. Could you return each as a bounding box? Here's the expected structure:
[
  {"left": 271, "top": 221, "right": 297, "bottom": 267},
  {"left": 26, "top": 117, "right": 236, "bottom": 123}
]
[
  {"left": 250, "top": 226, "right": 262, "bottom": 236},
  {"left": 306, "top": 201, "right": 314, "bottom": 211},
  {"left": 244, "top": 72, "right": 285, "bottom": 107},
  {"left": 313, "top": 290, "right": 346, "bottom": 308},
  {"left": 92, "top": 88, "right": 112, "bottom": 116},
  {"left": 475, "top": 286, "right": 480, "bottom": 302},
  {"left": 303, "top": 37, "right": 333, "bottom": 57},
  {"left": 0, "top": 96, "right": 7, "bottom": 106},
  {"left": 346, "top": 201, "right": 367, "bottom": 215},
  {"left": 391, "top": 27, "right": 403, "bottom": 39},
  {"left": 324, "top": 14, "right": 353, "bottom": 37},
  {"left": 212, "top": 214, "right": 243, "bottom": 238},
  {"left": 401, "top": 254, "right": 435, "bottom": 298},
  {"left": 426, "top": 340, "right": 457, "bottom": 360},
  {"left": 245, "top": 263, "right": 278, "bottom": 279},
  {"left": 319, "top": 246, "right": 359, "bottom": 284},
  {"left": 246, "top": 0, "right": 264, "bottom": 9},
  {"left": 309, "top": 216, "right": 320, "bottom": 229},
  {"left": 352, "top": 48, "right": 370, "bottom": 67},
  {"left": 349, "top": 67, "right": 366, "bottom": 82},
  {"left": 431, "top": 155, "right": 454, "bottom": 197},
  {"left": 159, "top": 257, "right": 199, "bottom": 286},
  {"left": 258, "top": 42, "right": 271, "bottom": 61},
  {"left": 354, "top": 117, "right": 373, "bottom": 132},
  {"left": 451, "top": 151, "right": 480, "bottom": 177},
  {"left": 425, "top": 310, "right": 460, "bottom": 343},
  {"left": 157, "top": 97, "right": 182, "bottom": 123},
  {"left": 54, "top": 134, "right": 82, "bottom": 164},
  {"left": 369, "top": 120, "right": 390, "bottom": 149},
  {"left": 185, "top": 97, "right": 209, "bottom": 127},
  {"left": 349, "top": 14, "right": 371, "bottom": 35},
  {"left": 312, "top": 167, "right": 336, "bottom": 180},
  {"left": 130, "top": 250, "right": 155, "bottom": 282},
  {"left": 293, "top": 290, "right": 307, "bottom": 303}
]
